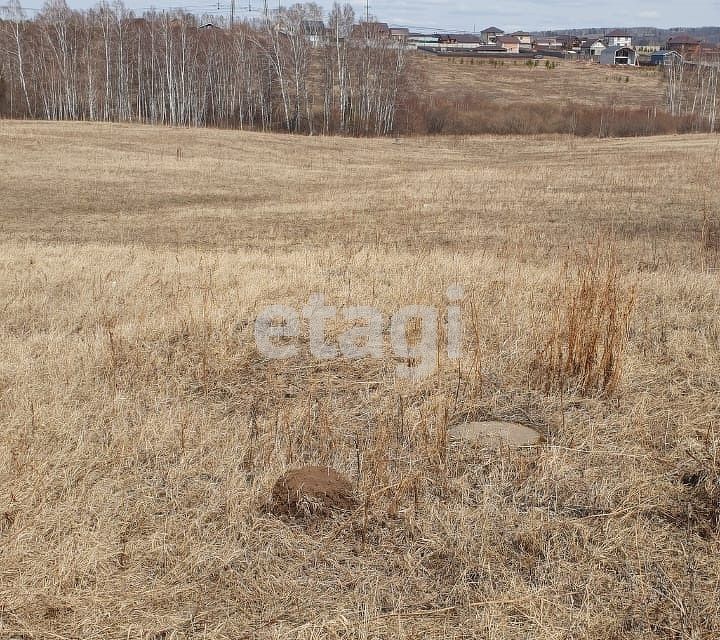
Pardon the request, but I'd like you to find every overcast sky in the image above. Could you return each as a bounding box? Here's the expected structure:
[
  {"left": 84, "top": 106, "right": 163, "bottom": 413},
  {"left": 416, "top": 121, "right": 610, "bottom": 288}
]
[
  {"left": 19, "top": 0, "right": 720, "bottom": 30},
  {"left": 365, "top": 0, "right": 720, "bottom": 31}
]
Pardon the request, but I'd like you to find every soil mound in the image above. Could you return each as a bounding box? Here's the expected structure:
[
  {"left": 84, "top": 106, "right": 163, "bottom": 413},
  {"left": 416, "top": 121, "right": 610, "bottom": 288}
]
[{"left": 270, "top": 466, "right": 356, "bottom": 517}]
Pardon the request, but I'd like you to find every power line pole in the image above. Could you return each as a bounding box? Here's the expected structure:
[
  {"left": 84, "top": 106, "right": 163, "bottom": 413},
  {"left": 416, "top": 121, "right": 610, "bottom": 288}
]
[
  {"left": 230, "top": 0, "right": 234, "bottom": 27},
  {"left": 365, "top": 0, "right": 368, "bottom": 23}
]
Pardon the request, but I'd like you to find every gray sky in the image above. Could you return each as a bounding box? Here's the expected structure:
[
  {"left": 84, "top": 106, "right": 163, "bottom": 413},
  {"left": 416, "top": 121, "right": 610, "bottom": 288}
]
[
  {"left": 364, "top": 0, "right": 719, "bottom": 30},
  {"left": 19, "top": 0, "right": 720, "bottom": 30}
]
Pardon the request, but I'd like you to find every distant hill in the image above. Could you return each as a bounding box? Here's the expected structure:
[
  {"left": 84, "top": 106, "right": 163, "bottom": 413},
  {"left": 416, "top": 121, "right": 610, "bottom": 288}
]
[{"left": 533, "top": 27, "right": 720, "bottom": 45}]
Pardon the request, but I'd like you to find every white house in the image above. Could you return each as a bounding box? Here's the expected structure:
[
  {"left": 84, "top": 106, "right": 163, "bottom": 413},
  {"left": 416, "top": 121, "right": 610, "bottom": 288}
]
[
  {"left": 509, "top": 31, "right": 533, "bottom": 49},
  {"left": 588, "top": 38, "right": 607, "bottom": 57},
  {"left": 606, "top": 30, "right": 632, "bottom": 47},
  {"left": 480, "top": 26, "right": 504, "bottom": 44},
  {"left": 406, "top": 33, "right": 440, "bottom": 49}
]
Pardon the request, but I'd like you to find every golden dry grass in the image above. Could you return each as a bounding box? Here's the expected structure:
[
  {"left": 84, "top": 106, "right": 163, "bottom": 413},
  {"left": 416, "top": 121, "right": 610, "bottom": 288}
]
[
  {"left": 416, "top": 56, "right": 665, "bottom": 108},
  {"left": 1, "top": 119, "right": 720, "bottom": 639}
]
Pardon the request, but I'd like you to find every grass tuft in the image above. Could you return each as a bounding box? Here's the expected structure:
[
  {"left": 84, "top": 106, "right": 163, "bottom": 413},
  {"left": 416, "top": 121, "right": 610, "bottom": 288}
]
[{"left": 533, "top": 244, "right": 635, "bottom": 396}]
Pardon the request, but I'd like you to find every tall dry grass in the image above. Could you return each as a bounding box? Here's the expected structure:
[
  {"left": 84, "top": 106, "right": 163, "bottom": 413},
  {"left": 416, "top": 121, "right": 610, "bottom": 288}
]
[
  {"left": 533, "top": 245, "right": 635, "bottom": 395},
  {"left": 0, "top": 121, "right": 719, "bottom": 638}
]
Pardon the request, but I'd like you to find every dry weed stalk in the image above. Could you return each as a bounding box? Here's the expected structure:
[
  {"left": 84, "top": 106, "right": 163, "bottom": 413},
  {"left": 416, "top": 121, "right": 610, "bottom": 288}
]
[
  {"left": 700, "top": 212, "right": 720, "bottom": 271},
  {"left": 534, "top": 245, "right": 635, "bottom": 396}
]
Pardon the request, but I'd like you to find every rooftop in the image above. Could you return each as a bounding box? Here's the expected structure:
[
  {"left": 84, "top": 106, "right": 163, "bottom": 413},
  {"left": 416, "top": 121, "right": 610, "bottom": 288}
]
[
  {"left": 667, "top": 33, "right": 702, "bottom": 44},
  {"left": 351, "top": 22, "right": 390, "bottom": 36},
  {"left": 301, "top": 20, "right": 325, "bottom": 35},
  {"left": 436, "top": 33, "right": 481, "bottom": 43}
]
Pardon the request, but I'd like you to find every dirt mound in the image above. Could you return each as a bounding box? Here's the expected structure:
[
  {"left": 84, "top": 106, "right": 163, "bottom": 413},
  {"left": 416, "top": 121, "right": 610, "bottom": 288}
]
[{"left": 270, "top": 466, "right": 356, "bottom": 517}]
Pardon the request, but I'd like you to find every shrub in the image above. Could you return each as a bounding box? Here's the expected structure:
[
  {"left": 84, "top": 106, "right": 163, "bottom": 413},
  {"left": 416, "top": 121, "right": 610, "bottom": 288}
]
[{"left": 398, "top": 93, "right": 710, "bottom": 137}]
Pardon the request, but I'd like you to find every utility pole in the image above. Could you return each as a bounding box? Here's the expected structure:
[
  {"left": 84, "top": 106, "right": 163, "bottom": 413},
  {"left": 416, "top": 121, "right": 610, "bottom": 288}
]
[
  {"left": 230, "top": 0, "right": 234, "bottom": 27},
  {"left": 365, "top": 0, "right": 368, "bottom": 23}
]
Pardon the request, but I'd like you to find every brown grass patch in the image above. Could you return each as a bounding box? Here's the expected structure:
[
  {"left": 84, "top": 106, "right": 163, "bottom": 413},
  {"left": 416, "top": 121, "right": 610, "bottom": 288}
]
[
  {"left": 0, "top": 121, "right": 719, "bottom": 638},
  {"left": 533, "top": 244, "right": 635, "bottom": 395}
]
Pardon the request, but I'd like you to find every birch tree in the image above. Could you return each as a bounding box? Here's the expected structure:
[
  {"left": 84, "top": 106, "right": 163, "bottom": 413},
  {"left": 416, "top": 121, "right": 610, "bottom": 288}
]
[{"left": 0, "top": 1, "right": 415, "bottom": 135}]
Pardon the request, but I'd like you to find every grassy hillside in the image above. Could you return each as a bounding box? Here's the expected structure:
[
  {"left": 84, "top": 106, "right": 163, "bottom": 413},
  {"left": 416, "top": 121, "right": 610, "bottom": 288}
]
[
  {"left": 404, "top": 56, "right": 690, "bottom": 136},
  {"left": 415, "top": 55, "right": 666, "bottom": 108},
  {"left": 0, "top": 120, "right": 719, "bottom": 639}
]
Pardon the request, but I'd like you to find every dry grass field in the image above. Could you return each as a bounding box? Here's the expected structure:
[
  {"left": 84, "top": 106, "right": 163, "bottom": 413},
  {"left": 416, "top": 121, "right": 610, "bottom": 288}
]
[
  {"left": 1, "top": 119, "right": 720, "bottom": 639},
  {"left": 416, "top": 56, "right": 665, "bottom": 108}
]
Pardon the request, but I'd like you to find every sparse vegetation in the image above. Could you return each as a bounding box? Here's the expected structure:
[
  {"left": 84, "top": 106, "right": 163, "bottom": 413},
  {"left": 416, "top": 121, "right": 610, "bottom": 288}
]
[{"left": 1, "top": 120, "right": 720, "bottom": 637}]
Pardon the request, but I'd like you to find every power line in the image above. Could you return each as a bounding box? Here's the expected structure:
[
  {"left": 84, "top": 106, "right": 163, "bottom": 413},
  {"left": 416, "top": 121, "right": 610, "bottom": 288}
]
[
  {"left": 3, "top": 0, "right": 468, "bottom": 29},
  {"left": 0, "top": 4, "right": 41, "bottom": 14}
]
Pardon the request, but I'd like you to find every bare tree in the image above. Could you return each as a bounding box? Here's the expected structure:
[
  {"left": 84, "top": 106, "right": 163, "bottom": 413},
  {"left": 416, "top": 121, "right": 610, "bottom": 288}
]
[
  {"left": 0, "top": 0, "right": 33, "bottom": 116},
  {"left": 0, "top": 1, "right": 415, "bottom": 135},
  {"left": 665, "top": 52, "right": 719, "bottom": 131}
]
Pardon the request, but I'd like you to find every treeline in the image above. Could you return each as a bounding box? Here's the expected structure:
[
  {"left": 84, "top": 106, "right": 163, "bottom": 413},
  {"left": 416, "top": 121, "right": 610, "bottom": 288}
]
[
  {"left": 0, "top": 0, "right": 409, "bottom": 134},
  {"left": 665, "top": 56, "right": 719, "bottom": 132},
  {"left": 0, "top": 0, "right": 716, "bottom": 137}
]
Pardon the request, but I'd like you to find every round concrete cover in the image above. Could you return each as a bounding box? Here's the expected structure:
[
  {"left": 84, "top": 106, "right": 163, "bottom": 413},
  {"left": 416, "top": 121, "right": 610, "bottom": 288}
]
[{"left": 448, "top": 421, "right": 543, "bottom": 447}]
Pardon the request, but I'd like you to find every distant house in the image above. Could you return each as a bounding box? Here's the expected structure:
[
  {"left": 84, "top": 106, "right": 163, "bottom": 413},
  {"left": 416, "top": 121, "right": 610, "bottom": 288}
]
[
  {"left": 651, "top": 50, "right": 683, "bottom": 65},
  {"left": 701, "top": 45, "right": 720, "bottom": 56},
  {"left": 666, "top": 33, "right": 702, "bottom": 59},
  {"left": 583, "top": 38, "right": 607, "bottom": 58},
  {"left": 606, "top": 30, "right": 632, "bottom": 47},
  {"left": 599, "top": 45, "right": 638, "bottom": 65},
  {"left": 454, "top": 33, "right": 482, "bottom": 47},
  {"left": 481, "top": 26, "right": 504, "bottom": 44},
  {"left": 351, "top": 22, "right": 390, "bottom": 39},
  {"left": 556, "top": 34, "right": 581, "bottom": 50},
  {"left": 407, "top": 33, "right": 440, "bottom": 49},
  {"left": 534, "top": 36, "right": 560, "bottom": 49},
  {"left": 436, "top": 33, "right": 482, "bottom": 49},
  {"left": 389, "top": 27, "right": 409, "bottom": 41},
  {"left": 634, "top": 37, "right": 662, "bottom": 53},
  {"left": 301, "top": 20, "right": 326, "bottom": 45},
  {"left": 509, "top": 31, "right": 533, "bottom": 50},
  {"left": 497, "top": 35, "right": 521, "bottom": 54}
]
